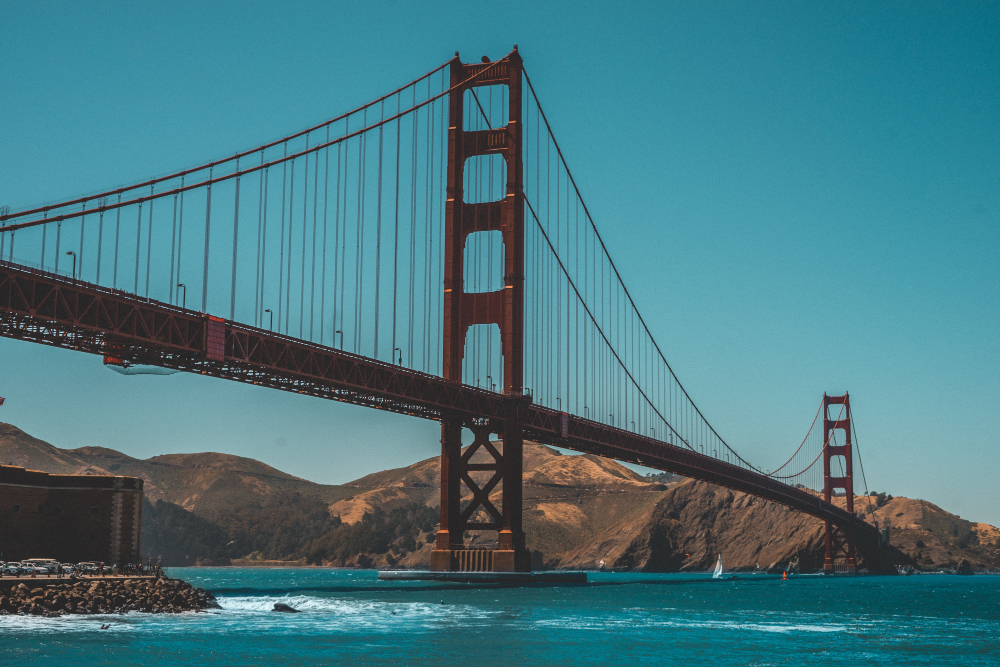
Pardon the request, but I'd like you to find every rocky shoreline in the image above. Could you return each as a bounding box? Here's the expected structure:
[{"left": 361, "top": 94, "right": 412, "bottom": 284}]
[{"left": 0, "top": 577, "right": 218, "bottom": 616}]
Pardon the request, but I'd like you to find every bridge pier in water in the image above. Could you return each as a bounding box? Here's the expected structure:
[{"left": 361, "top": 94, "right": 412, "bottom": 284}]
[{"left": 431, "top": 413, "right": 530, "bottom": 572}]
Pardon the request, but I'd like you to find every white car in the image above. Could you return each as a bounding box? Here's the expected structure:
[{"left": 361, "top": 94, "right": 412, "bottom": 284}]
[{"left": 2, "top": 562, "right": 25, "bottom": 575}]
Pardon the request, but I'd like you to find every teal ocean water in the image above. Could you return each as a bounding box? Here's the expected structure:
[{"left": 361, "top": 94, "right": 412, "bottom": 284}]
[{"left": 2, "top": 568, "right": 998, "bottom": 665}]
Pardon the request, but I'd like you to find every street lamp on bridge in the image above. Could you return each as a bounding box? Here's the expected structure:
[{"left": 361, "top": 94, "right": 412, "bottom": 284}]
[
  {"left": 176, "top": 283, "right": 186, "bottom": 309},
  {"left": 65, "top": 251, "right": 76, "bottom": 279},
  {"left": 264, "top": 309, "right": 273, "bottom": 331}
]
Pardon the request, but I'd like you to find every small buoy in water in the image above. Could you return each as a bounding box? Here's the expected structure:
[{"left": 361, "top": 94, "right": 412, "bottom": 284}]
[
  {"left": 782, "top": 571, "right": 788, "bottom": 581},
  {"left": 272, "top": 602, "right": 301, "bottom": 613},
  {"left": 440, "top": 600, "right": 445, "bottom": 605}
]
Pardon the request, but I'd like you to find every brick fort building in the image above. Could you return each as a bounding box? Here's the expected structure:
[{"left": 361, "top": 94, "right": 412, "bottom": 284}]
[{"left": 0, "top": 465, "right": 143, "bottom": 564}]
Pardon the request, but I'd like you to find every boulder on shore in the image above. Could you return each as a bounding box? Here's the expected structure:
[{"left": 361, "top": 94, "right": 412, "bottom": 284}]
[{"left": 272, "top": 602, "right": 300, "bottom": 613}]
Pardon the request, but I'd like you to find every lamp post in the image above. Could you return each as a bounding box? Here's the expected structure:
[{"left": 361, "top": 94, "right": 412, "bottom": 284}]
[
  {"left": 335, "top": 330, "right": 343, "bottom": 349},
  {"left": 65, "top": 251, "right": 76, "bottom": 279},
  {"left": 264, "top": 308, "right": 273, "bottom": 331},
  {"left": 177, "top": 283, "right": 186, "bottom": 308},
  {"left": 609, "top": 413, "right": 614, "bottom": 426},
  {"left": 394, "top": 347, "right": 402, "bottom": 365}
]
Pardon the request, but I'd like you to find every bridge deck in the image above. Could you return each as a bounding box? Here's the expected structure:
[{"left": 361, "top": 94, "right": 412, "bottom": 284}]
[{"left": 0, "top": 260, "right": 876, "bottom": 540}]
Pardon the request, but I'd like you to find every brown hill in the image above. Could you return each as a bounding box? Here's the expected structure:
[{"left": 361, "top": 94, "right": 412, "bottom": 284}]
[
  {"left": 64, "top": 445, "right": 346, "bottom": 516},
  {"left": 0, "top": 424, "right": 345, "bottom": 511},
  {"left": 0, "top": 423, "right": 112, "bottom": 476},
  {"left": 1, "top": 423, "right": 995, "bottom": 571}
]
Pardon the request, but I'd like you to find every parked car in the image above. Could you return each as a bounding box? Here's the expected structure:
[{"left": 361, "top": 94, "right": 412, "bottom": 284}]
[
  {"left": 22, "top": 559, "right": 59, "bottom": 575},
  {"left": 2, "top": 562, "right": 26, "bottom": 575},
  {"left": 76, "top": 562, "right": 99, "bottom": 574}
]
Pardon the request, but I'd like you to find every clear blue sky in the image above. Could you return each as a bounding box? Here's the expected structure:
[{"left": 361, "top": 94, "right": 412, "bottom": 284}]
[{"left": 2, "top": 2, "right": 998, "bottom": 523}]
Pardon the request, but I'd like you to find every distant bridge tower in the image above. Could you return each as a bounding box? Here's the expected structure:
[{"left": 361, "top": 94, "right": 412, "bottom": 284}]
[
  {"left": 432, "top": 48, "right": 530, "bottom": 572},
  {"left": 823, "top": 392, "right": 856, "bottom": 573}
]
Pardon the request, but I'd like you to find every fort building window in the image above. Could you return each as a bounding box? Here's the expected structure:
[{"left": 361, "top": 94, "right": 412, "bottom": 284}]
[
  {"left": 12, "top": 503, "right": 20, "bottom": 514},
  {"left": 90, "top": 506, "right": 100, "bottom": 516}
]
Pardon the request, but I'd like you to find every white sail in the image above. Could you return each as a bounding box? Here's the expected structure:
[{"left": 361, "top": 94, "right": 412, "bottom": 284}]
[{"left": 713, "top": 555, "right": 723, "bottom": 579}]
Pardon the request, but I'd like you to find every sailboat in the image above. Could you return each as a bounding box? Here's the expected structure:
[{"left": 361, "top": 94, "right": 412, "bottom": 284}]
[{"left": 713, "top": 555, "right": 723, "bottom": 579}]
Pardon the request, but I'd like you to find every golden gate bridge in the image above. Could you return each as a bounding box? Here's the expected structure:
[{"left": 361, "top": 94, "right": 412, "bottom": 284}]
[{"left": 0, "top": 47, "right": 890, "bottom": 574}]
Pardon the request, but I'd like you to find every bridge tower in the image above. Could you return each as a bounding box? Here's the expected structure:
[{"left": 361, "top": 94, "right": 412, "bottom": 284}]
[
  {"left": 823, "top": 392, "right": 856, "bottom": 573},
  {"left": 432, "top": 48, "right": 530, "bottom": 572}
]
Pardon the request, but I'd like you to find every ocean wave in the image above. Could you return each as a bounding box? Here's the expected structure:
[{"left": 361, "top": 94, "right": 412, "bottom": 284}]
[
  {"left": 535, "top": 615, "right": 848, "bottom": 634},
  {"left": 215, "top": 594, "right": 499, "bottom": 626}
]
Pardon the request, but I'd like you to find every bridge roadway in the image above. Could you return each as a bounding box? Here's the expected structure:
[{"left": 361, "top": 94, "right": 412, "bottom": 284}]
[{"left": 0, "top": 260, "right": 877, "bottom": 545}]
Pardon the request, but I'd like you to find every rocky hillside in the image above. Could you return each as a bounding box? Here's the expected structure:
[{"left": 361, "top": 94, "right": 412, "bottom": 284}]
[{"left": 2, "top": 423, "right": 995, "bottom": 571}]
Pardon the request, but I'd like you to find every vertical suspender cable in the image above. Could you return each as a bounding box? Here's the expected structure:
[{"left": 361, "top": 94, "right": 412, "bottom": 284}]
[
  {"left": 40, "top": 212, "right": 48, "bottom": 269},
  {"left": 260, "top": 167, "right": 269, "bottom": 324},
  {"left": 79, "top": 203, "right": 87, "bottom": 279},
  {"left": 230, "top": 159, "right": 241, "bottom": 321},
  {"left": 176, "top": 182, "right": 184, "bottom": 300},
  {"left": 320, "top": 127, "right": 330, "bottom": 344},
  {"left": 421, "top": 92, "right": 433, "bottom": 372},
  {"left": 134, "top": 202, "right": 143, "bottom": 293},
  {"left": 55, "top": 219, "right": 62, "bottom": 274},
  {"left": 112, "top": 194, "right": 121, "bottom": 287},
  {"left": 338, "top": 131, "right": 347, "bottom": 345},
  {"left": 278, "top": 143, "right": 288, "bottom": 330},
  {"left": 374, "top": 102, "right": 384, "bottom": 358},
  {"left": 202, "top": 167, "right": 213, "bottom": 312},
  {"left": 408, "top": 94, "right": 416, "bottom": 366},
  {"left": 300, "top": 139, "right": 309, "bottom": 337},
  {"left": 310, "top": 146, "right": 319, "bottom": 340},
  {"left": 309, "top": 142, "right": 319, "bottom": 340},
  {"left": 437, "top": 74, "right": 446, "bottom": 373},
  {"left": 145, "top": 186, "right": 153, "bottom": 296},
  {"left": 332, "top": 140, "right": 342, "bottom": 343},
  {"left": 170, "top": 190, "right": 178, "bottom": 303},
  {"left": 96, "top": 204, "right": 105, "bottom": 284},
  {"left": 255, "top": 151, "right": 264, "bottom": 326},
  {"left": 392, "top": 95, "right": 400, "bottom": 362},
  {"left": 300, "top": 138, "right": 309, "bottom": 338},
  {"left": 355, "top": 111, "right": 367, "bottom": 353},
  {"left": 286, "top": 156, "right": 295, "bottom": 333},
  {"left": 426, "top": 92, "right": 435, "bottom": 373}
]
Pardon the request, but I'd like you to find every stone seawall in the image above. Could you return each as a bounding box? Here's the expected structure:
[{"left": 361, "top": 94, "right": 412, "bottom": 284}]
[{"left": 0, "top": 576, "right": 218, "bottom": 616}]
